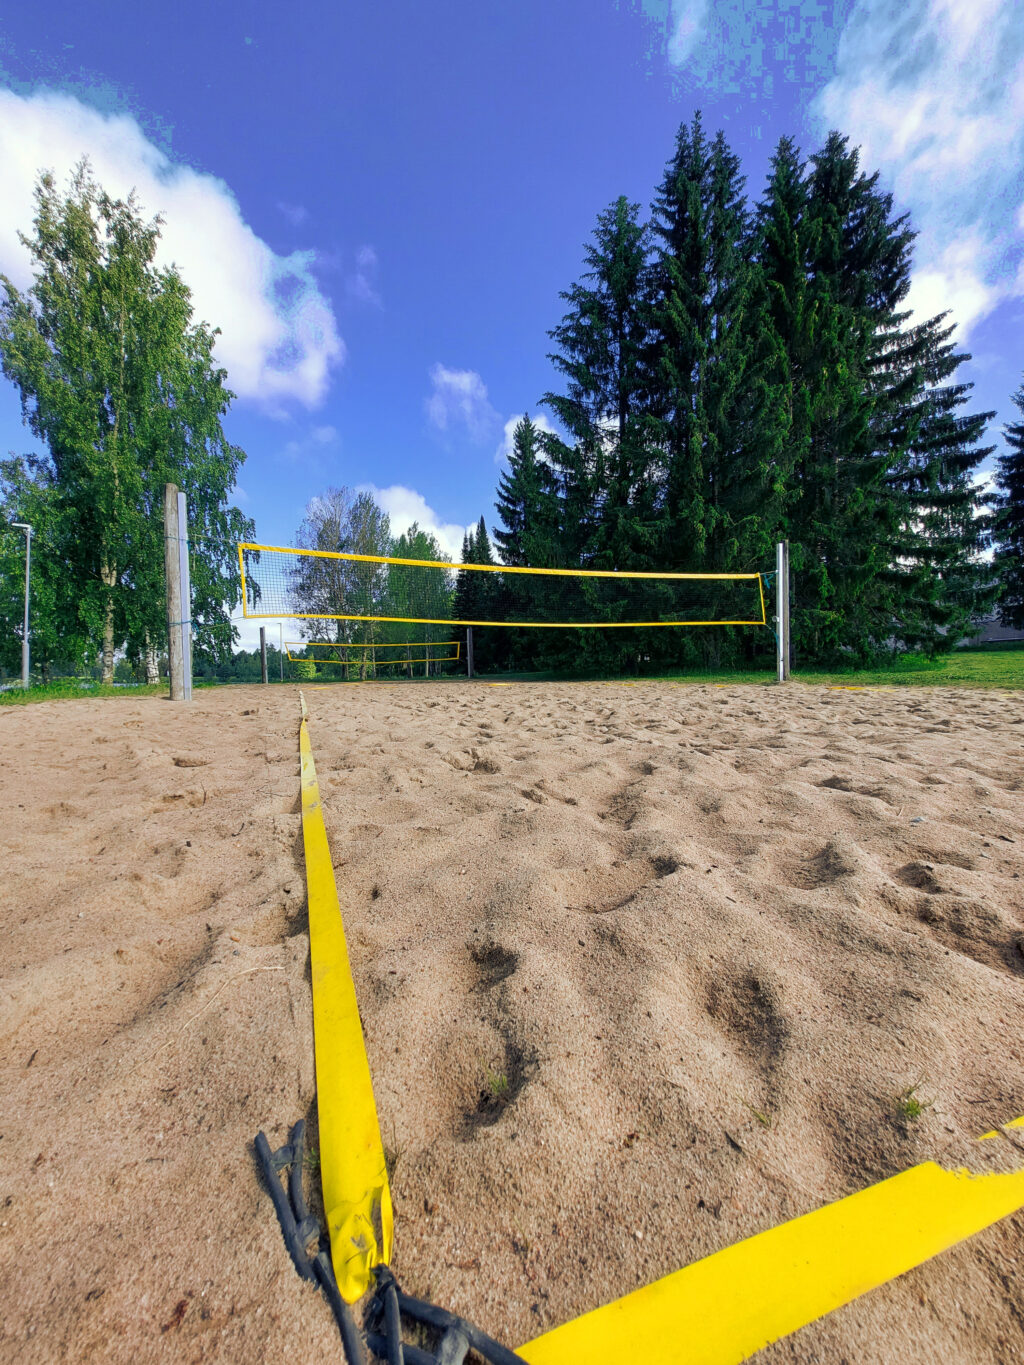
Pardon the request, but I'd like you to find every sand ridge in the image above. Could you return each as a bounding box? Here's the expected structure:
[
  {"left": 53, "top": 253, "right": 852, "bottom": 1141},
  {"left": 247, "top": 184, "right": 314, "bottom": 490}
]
[{"left": 0, "top": 679, "right": 1022, "bottom": 1362}]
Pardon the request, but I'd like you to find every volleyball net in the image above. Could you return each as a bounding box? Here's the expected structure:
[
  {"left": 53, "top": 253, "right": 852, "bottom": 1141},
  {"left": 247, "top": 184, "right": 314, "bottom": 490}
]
[
  {"left": 238, "top": 544, "right": 768, "bottom": 629},
  {"left": 286, "top": 640, "right": 461, "bottom": 666}
]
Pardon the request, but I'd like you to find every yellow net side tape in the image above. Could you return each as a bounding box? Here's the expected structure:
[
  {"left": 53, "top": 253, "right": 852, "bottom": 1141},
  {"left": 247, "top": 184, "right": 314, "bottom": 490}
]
[
  {"left": 517, "top": 1141, "right": 1024, "bottom": 1364},
  {"left": 298, "top": 693, "right": 393, "bottom": 1302}
]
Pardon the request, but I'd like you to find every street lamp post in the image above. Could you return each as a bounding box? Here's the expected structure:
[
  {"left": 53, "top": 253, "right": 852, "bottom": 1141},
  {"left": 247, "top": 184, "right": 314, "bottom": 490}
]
[{"left": 11, "top": 522, "right": 32, "bottom": 688}]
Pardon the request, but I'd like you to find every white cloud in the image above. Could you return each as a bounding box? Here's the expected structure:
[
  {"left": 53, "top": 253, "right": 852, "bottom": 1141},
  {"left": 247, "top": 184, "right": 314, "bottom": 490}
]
[
  {"left": 279, "top": 423, "right": 339, "bottom": 466},
  {"left": 667, "top": 0, "right": 709, "bottom": 65},
  {"left": 813, "top": 0, "right": 1024, "bottom": 340},
  {"left": 904, "top": 231, "right": 1005, "bottom": 337},
  {"left": 425, "top": 364, "right": 500, "bottom": 442},
  {"left": 494, "top": 412, "right": 560, "bottom": 466},
  {"left": 277, "top": 201, "right": 308, "bottom": 228},
  {"left": 0, "top": 88, "right": 344, "bottom": 413},
  {"left": 347, "top": 244, "right": 381, "bottom": 306},
  {"left": 359, "top": 483, "right": 474, "bottom": 560}
]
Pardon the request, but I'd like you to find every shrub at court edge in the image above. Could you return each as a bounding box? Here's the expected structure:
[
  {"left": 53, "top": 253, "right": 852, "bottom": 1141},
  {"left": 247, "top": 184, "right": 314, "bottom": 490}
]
[{"left": 0, "top": 159, "right": 254, "bottom": 684}]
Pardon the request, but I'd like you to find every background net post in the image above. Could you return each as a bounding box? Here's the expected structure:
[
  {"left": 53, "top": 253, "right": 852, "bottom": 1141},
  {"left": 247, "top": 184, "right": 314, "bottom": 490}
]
[
  {"left": 776, "top": 540, "right": 791, "bottom": 682},
  {"left": 164, "top": 483, "right": 185, "bottom": 702},
  {"left": 467, "top": 625, "right": 474, "bottom": 678},
  {"left": 176, "top": 489, "right": 193, "bottom": 702}
]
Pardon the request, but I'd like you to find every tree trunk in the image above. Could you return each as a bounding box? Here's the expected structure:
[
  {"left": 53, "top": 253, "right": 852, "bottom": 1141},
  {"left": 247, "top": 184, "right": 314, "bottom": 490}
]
[
  {"left": 101, "top": 564, "right": 117, "bottom": 684},
  {"left": 144, "top": 632, "right": 160, "bottom": 685}
]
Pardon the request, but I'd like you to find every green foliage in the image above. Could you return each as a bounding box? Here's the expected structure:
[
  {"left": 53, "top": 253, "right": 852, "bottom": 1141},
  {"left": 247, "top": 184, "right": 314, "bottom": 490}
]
[
  {"left": 489, "top": 113, "right": 996, "bottom": 674},
  {"left": 895, "top": 1083, "right": 934, "bottom": 1123},
  {"left": 0, "top": 160, "right": 253, "bottom": 683}
]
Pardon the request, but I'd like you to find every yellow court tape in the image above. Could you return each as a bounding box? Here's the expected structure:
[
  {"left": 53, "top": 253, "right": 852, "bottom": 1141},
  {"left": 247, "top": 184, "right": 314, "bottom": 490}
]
[
  {"left": 826, "top": 685, "right": 895, "bottom": 692},
  {"left": 294, "top": 703, "right": 1024, "bottom": 1352},
  {"left": 298, "top": 693, "right": 393, "bottom": 1302},
  {"left": 518, "top": 1148, "right": 1024, "bottom": 1364}
]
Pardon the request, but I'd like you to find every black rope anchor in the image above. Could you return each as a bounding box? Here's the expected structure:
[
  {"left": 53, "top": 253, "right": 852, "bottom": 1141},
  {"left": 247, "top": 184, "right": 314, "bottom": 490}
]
[
  {"left": 253, "top": 1122, "right": 525, "bottom": 1364},
  {"left": 253, "top": 1121, "right": 367, "bottom": 1364},
  {"left": 363, "top": 1265, "right": 525, "bottom": 1365}
]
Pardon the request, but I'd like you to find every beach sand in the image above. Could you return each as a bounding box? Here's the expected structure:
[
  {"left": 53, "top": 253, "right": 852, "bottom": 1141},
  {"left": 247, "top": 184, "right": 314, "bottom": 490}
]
[{"left": 1, "top": 679, "right": 1022, "bottom": 1362}]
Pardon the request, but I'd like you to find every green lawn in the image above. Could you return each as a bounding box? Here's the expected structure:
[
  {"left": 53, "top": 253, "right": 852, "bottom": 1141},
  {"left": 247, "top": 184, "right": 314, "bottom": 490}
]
[
  {"left": 653, "top": 648, "right": 1024, "bottom": 690},
  {"left": 0, "top": 679, "right": 171, "bottom": 706},
  {"left": 4, "top": 647, "right": 1022, "bottom": 704}
]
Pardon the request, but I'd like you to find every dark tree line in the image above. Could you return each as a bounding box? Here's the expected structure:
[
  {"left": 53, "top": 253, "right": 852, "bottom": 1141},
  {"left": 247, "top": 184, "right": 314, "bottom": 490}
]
[{"left": 468, "top": 113, "right": 1005, "bottom": 674}]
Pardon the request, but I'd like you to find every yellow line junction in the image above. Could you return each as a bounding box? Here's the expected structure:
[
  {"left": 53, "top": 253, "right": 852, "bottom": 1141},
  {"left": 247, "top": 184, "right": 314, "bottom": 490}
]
[{"left": 293, "top": 694, "right": 1024, "bottom": 1361}]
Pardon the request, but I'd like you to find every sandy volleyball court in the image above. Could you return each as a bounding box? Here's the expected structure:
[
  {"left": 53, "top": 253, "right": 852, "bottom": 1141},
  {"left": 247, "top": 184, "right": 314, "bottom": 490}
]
[{"left": 1, "top": 679, "right": 1022, "bottom": 1362}]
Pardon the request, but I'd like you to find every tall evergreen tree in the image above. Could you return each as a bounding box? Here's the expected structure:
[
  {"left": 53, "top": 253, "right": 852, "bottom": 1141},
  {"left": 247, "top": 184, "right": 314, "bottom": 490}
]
[
  {"left": 806, "top": 132, "right": 993, "bottom": 654},
  {"left": 649, "top": 114, "right": 756, "bottom": 579},
  {"left": 494, "top": 416, "right": 563, "bottom": 667},
  {"left": 751, "top": 132, "right": 879, "bottom": 659},
  {"left": 992, "top": 376, "right": 1024, "bottom": 629},
  {"left": 542, "top": 196, "right": 657, "bottom": 573},
  {"left": 494, "top": 416, "right": 560, "bottom": 568}
]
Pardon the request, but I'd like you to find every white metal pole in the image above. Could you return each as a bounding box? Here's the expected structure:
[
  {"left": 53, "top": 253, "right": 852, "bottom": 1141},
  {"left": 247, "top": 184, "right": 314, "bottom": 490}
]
[
  {"left": 776, "top": 540, "right": 791, "bottom": 682},
  {"left": 164, "top": 485, "right": 184, "bottom": 701},
  {"left": 278, "top": 623, "right": 284, "bottom": 681}
]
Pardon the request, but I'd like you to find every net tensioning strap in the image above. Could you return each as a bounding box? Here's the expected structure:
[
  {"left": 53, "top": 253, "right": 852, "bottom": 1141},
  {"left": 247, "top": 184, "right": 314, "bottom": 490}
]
[
  {"left": 287, "top": 639, "right": 461, "bottom": 665},
  {"left": 238, "top": 543, "right": 768, "bottom": 628}
]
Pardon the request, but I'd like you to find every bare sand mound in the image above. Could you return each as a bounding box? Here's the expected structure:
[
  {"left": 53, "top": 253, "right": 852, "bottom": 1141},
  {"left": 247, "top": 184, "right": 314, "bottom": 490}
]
[{"left": 1, "top": 680, "right": 1022, "bottom": 1363}]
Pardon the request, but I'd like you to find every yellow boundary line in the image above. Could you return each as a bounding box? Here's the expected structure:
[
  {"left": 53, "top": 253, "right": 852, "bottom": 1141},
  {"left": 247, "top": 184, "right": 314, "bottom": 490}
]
[
  {"left": 294, "top": 700, "right": 1024, "bottom": 1354},
  {"left": 518, "top": 1134, "right": 1024, "bottom": 1362},
  {"left": 298, "top": 693, "right": 393, "bottom": 1302}
]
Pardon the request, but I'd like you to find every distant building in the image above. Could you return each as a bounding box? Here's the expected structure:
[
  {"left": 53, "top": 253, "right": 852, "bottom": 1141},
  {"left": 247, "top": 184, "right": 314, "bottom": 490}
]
[{"left": 959, "top": 614, "right": 1024, "bottom": 646}]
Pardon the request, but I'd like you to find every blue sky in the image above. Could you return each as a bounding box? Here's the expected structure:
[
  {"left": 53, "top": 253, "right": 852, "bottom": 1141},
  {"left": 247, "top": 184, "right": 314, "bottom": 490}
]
[{"left": 1, "top": 1, "right": 1022, "bottom": 647}]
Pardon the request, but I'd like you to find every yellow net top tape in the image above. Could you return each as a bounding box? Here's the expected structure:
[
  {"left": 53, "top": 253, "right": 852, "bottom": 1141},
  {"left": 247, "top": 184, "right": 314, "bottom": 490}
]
[
  {"left": 298, "top": 696, "right": 393, "bottom": 1301},
  {"left": 280, "top": 613, "right": 765, "bottom": 628},
  {"left": 239, "top": 542, "right": 762, "bottom": 581}
]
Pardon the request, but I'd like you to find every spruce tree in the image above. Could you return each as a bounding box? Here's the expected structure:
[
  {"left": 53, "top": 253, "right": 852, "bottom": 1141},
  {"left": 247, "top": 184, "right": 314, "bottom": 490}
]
[
  {"left": 649, "top": 115, "right": 755, "bottom": 574},
  {"left": 992, "top": 376, "right": 1024, "bottom": 629},
  {"left": 646, "top": 114, "right": 768, "bottom": 668},
  {"left": 541, "top": 196, "right": 657, "bottom": 574},
  {"left": 494, "top": 416, "right": 560, "bottom": 567},
  {"left": 494, "top": 415, "right": 563, "bottom": 667}
]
